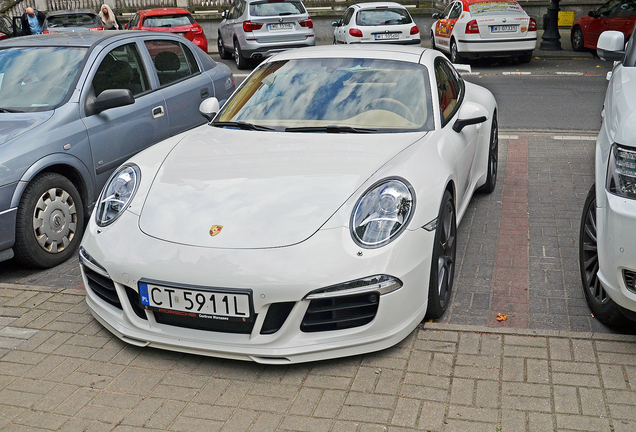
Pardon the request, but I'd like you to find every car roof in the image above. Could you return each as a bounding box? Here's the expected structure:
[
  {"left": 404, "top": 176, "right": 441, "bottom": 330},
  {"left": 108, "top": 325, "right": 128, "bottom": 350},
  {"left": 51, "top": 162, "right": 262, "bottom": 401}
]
[
  {"left": 138, "top": 8, "right": 191, "bottom": 17},
  {"left": 353, "top": 2, "right": 408, "bottom": 9},
  {"left": 46, "top": 9, "right": 98, "bottom": 16},
  {"left": 0, "top": 30, "right": 186, "bottom": 49},
  {"left": 269, "top": 44, "right": 434, "bottom": 64}
]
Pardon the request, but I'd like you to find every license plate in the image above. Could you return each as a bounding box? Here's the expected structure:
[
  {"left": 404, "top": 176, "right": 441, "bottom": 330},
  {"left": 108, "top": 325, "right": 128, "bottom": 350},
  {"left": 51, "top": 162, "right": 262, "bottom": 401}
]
[
  {"left": 491, "top": 25, "right": 517, "bottom": 33},
  {"left": 139, "top": 281, "right": 252, "bottom": 320},
  {"left": 375, "top": 33, "right": 399, "bottom": 40},
  {"left": 269, "top": 23, "right": 293, "bottom": 30}
]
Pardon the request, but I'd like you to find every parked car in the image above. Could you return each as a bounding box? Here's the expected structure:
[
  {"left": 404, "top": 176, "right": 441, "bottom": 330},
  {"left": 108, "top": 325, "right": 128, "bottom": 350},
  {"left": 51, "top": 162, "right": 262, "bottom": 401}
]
[
  {"left": 126, "top": 8, "right": 208, "bottom": 53},
  {"left": 42, "top": 9, "right": 104, "bottom": 33},
  {"left": 217, "top": 0, "right": 315, "bottom": 70},
  {"left": 79, "top": 44, "right": 498, "bottom": 364},
  {"left": 579, "top": 27, "right": 636, "bottom": 326},
  {"left": 571, "top": 0, "right": 636, "bottom": 53},
  {"left": 332, "top": 2, "right": 420, "bottom": 45},
  {"left": 0, "top": 31, "right": 234, "bottom": 268},
  {"left": 0, "top": 15, "right": 14, "bottom": 39},
  {"left": 431, "top": 0, "right": 537, "bottom": 63}
]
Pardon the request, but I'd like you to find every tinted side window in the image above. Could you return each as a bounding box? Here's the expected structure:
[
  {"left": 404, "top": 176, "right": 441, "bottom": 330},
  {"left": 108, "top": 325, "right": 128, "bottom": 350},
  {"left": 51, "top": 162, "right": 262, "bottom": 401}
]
[
  {"left": 343, "top": 8, "right": 355, "bottom": 25},
  {"left": 92, "top": 43, "right": 150, "bottom": 97},
  {"left": 441, "top": 3, "right": 454, "bottom": 18},
  {"left": 145, "top": 40, "right": 199, "bottom": 86},
  {"left": 435, "top": 58, "right": 463, "bottom": 124},
  {"left": 449, "top": 3, "right": 462, "bottom": 19}
]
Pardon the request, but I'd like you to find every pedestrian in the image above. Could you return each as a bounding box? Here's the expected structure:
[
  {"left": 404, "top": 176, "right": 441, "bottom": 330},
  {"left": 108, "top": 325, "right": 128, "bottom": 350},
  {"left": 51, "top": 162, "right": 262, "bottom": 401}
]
[
  {"left": 20, "top": 7, "right": 45, "bottom": 35},
  {"left": 99, "top": 4, "right": 119, "bottom": 30}
]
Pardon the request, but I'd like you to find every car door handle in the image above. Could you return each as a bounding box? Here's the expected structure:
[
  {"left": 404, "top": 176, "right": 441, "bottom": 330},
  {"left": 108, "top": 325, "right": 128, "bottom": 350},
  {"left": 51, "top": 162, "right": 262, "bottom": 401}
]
[
  {"left": 200, "top": 88, "right": 209, "bottom": 99},
  {"left": 152, "top": 106, "right": 165, "bottom": 119}
]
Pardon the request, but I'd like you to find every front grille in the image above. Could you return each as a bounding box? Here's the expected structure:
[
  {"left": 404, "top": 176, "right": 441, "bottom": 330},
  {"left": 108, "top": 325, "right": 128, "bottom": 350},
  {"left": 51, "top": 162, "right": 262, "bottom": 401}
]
[
  {"left": 154, "top": 311, "right": 256, "bottom": 334},
  {"left": 125, "top": 287, "right": 148, "bottom": 320},
  {"left": 300, "top": 292, "right": 379, "bottom": 333},
  {"left": 624, "top": 270, "right": 636, "bottom": 294},
  {"left": 83, "top": 266, "right": 121, "bottom": 309}
]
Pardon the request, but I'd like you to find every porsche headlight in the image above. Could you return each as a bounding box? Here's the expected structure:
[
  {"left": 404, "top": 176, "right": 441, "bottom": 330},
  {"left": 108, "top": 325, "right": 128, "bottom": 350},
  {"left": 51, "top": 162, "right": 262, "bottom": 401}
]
[
  {"left": 351, "top": 178, "right": 414, "bottom": 248},
  {"left": 607, "top": 143, "right": 636, "bottom": 199},
  {"left": 95, "top": 164, "right": 140, "bottom": 226}
]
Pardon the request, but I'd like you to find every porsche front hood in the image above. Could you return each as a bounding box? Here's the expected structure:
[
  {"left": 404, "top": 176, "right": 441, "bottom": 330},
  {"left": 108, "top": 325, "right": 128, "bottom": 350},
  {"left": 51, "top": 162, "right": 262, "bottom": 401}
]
[{"left": 138, "top": 127, "right": 421, "bottom": 249}]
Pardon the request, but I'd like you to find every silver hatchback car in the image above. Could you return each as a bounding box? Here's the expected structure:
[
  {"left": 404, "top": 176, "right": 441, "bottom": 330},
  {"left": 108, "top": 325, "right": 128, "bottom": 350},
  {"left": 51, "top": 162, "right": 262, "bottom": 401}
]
[{"left": 217, "top": 0, "right": 315, "bottom": 69}]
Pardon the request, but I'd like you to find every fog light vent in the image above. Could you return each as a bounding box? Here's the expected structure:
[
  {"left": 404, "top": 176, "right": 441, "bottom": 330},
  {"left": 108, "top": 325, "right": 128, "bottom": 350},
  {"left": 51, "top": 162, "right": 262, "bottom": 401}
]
[{"left": 623, "top": 270, "right": 636, "bottom": 294}]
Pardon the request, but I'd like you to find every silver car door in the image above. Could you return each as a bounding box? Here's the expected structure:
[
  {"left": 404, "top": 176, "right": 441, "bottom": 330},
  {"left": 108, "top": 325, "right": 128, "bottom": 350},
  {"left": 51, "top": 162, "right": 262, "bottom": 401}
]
[
  {"left": 144, "top": 39, "right": 212, "bottom": 135},
  {"left": 81, "top": 41, "right": 169, "bottom": 197}
]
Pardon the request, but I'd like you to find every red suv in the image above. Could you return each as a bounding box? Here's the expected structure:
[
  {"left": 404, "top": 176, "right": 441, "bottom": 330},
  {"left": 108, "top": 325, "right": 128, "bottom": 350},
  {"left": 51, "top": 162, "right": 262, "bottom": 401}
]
[
  {"left": 127, "top": 8, "right": 208, "bottom": 53},
  {"left": 571, "top": 0, "right": 636, "bottom": 52}
]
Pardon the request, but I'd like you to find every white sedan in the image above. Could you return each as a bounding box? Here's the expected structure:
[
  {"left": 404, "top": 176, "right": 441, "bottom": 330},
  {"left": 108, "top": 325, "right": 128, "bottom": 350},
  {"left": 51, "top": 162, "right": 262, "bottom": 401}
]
[
  {"left": 79, "top": 45, "right": 498, "bottom": 364},
  {"left": 579, "top": 29, "right": 636, "bottom": 326},
  {"left": 332, "top": 2, "right": 420, "bottom": 45},
  {"left": 431, "top": 0, "right": 537, "bottom": 63}
]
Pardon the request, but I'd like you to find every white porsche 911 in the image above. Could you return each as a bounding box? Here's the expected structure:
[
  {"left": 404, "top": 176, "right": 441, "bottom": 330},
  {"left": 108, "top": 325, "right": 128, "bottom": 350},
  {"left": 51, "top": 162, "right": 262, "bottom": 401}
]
[{"left": 79, "top": 45, "right": 498, "bottom": 364}]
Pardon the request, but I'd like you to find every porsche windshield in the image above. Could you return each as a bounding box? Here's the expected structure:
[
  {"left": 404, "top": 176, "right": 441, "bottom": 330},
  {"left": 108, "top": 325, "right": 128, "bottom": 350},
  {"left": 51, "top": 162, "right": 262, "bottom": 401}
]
[
  {"left": 0, "top": 46, "right": 86, "bottom": 112},
  {"left": 216, "top": 58, "right": 434, "bottom": 132}
]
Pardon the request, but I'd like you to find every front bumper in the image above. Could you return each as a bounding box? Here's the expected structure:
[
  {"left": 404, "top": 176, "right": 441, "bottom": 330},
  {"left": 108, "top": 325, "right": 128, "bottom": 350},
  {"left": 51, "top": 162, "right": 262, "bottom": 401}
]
[
  {"left": 80, "top": 210, "right": 433, "bottom": 364},
  {"left": 596, "top": 190, "right": 636, "bottom": 314}
]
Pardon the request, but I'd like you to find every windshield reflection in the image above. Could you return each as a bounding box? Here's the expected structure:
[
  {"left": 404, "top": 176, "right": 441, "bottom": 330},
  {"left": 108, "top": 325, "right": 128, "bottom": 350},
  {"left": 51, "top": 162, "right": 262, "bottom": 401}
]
[
  {"left": 0, "top": 47, "right": 86, "bottom": 111},
  {"left": 217, "top": 58, "right": 434, "bottom": 132}
]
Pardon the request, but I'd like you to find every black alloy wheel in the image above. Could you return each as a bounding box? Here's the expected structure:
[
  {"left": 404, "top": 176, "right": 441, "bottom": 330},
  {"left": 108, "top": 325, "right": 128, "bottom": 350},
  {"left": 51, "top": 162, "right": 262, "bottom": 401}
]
[
  {"left": 477, "top": 111, "right": 498, "bottom": 193},
  {"left": 579, "top": 185, "right": 626, "bottom": 326},
  {"left": 426, "top": 190, "right": 457, "bottom": 319}
]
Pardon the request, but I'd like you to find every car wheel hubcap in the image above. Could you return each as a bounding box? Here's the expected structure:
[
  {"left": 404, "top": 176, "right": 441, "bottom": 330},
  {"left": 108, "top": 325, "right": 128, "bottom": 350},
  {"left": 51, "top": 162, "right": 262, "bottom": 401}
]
[
  {"left": 436, "top": 201, "right": 456, "bottom": 308},
  {"left": 581, "top": 197, "right": 608, "bottom": 305},
  {"left": 32, "top": 187, "right": 77, "bottom": 254}
]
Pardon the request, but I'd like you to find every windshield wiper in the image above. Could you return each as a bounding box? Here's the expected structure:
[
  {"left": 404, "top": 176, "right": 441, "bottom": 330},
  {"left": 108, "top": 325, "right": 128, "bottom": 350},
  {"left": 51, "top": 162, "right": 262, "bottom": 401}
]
[
  {"left": 285, "top": 125, "right": 377, "bottom": 133},
  {"left": 0, "top": 107, "right": 24, "bottom": 113},
  {"left": 212, "top": 121, "right": 275, "bottom": 131}
]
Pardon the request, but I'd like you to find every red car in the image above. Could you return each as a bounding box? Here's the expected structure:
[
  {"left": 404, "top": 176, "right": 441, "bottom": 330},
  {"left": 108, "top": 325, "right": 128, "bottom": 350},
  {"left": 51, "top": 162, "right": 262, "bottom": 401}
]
[
  {"left": 127, "top": 8, "right": 208, "bottom": 53},
  {"left": 571, "top": 0, "right": 636, "bottom": 52}
]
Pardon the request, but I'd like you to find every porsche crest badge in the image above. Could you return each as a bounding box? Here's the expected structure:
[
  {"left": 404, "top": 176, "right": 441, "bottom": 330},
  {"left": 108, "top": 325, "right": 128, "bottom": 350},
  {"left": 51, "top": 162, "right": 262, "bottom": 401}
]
[{"left": 209, "top": 225, "right": 223, "bottom": 236}]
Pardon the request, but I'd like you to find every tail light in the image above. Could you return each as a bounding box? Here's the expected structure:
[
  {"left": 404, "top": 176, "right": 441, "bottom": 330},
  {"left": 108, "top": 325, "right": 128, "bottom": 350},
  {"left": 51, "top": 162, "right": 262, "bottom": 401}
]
[
  {"left": 192, "top": 25, "right": 204, "bottom": 35},
  {"left": 0, "top": 32, "right": 7, "bottom": 39},
  {"left": 89, "top": 26, "right": 104, "bottom": 31},
  {"left": 349, "top": 28, "right": 363, "bottom": 38},
  {"left": 42, "top": 30, "right": 58, "bottom": 34},
  {"left": 243, "top": 20, "right": 263, "bottom": 32},
  {"left": 410, "top": 25, "right": 419, "bottom": 35},
  {"left": 465, "top": 19, "right": 479, "bottom": 34},
  {"left": 529, "top": 18, "right": 537, "bottom": 31},
  {"left": 299, "top": 18, "right": 313, "bottom": 28}
]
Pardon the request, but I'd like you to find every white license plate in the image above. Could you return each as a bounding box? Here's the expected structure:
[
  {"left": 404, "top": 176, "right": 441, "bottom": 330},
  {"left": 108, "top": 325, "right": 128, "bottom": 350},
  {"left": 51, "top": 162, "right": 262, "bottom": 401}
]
[
  {"left": 491, "top": 25, "right": 517, "bottom": 33},
  {"left": 269, "top": 23, "right": 293, "bottom": 30},
  {"left": 375, "top": 33, "right": 399, "bottom": 40},
  {"left": 139, "top": 282, "right": 252, "bottom": 320}
]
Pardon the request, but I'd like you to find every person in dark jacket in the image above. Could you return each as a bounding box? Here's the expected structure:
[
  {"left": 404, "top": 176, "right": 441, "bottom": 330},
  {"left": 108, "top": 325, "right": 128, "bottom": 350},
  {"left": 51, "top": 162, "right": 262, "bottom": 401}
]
[{"left": 20, "top": 7, "right": 45, "bottom": 35}]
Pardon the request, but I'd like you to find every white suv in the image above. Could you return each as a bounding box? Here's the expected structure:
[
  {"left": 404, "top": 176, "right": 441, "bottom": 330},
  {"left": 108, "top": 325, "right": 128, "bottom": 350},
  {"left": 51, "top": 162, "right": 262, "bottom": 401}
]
[
  {"left": 579, "top": 27, "right": 636, "bottom": 325},
  {"left": 217, "top": 0, "right": 315, "bottom": 69}
]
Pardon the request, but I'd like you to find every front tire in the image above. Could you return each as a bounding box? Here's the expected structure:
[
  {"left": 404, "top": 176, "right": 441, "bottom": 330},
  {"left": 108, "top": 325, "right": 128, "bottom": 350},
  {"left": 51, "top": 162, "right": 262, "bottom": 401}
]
[
  {"left": 218, "top": 34, "right": 231, "bottom": 60},
  {"left": 571, "top": 27, "right": 585, "bottom": 52},
  {"left": 579, "top": 185, "right": 626, "bottom": 326},
  {"left": 430, "top": 31, "right": 436, "bottom": 50},
  {"left": 234, "top": 40, "right": 249, "bottom": 70},
  {"left": 477, "top": 111, "right": 498, "bottom": 194},
  {"left": 14, "top": 173, "right": 85, "bottom": 268},
  {"left": 517, "top": 52, "right": 532, "bottom": 64},
  {"left": 426, "top": 190, "right": 457, "bottom": 319}
]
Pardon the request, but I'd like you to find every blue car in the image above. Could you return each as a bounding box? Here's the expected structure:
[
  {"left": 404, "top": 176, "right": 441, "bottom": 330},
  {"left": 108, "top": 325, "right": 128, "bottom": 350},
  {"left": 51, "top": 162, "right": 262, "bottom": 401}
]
[{"left": 0, "top": 31, "right": 234, "bottom": 268}]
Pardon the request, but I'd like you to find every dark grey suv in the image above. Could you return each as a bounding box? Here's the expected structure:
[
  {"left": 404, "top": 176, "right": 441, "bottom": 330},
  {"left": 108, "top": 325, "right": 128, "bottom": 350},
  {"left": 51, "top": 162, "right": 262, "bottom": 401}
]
[{"left": 0, "top": 31, "right": 234, "bottom": 268}]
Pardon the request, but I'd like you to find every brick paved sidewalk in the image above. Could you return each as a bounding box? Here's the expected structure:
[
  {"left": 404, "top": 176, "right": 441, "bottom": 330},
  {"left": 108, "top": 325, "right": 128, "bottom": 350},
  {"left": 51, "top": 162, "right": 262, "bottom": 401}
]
[{"left": 2, "top": 283, "right": 636, "bottom": 431}]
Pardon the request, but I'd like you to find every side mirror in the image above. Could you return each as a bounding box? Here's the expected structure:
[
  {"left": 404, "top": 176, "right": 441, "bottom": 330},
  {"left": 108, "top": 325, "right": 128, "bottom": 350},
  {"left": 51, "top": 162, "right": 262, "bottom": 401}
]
[
  {"left": 331, "top": 21, "right": 339, "bottom": 27},
  {"left": 588, "top": 10, "right": 599, "bottom": 18},
  {"left": 221, "top": 10, "right": 227, "bottom": 19},
  {"left": 597, "top": 30, "right": 626, "bottom": 61},
  {"left": 432, "top": 13, "right": 441, "bottom": 20},
  {"left": 89, "top": 89, "right": 134, "bottom": 115},
  {"left": 453, "top": 101, "right": 488, "bottom": 133},
  {"left": 200, "top": 97, "right": 220, "bottom": 121},
  {"left": 124, "top": 22, "right": 128, "bottom": 29}
]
